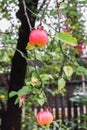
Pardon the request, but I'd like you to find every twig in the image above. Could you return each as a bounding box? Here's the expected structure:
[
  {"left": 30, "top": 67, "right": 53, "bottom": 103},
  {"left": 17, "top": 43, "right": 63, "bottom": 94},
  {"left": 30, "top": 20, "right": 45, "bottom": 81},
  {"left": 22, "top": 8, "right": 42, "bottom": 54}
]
[
  {"left": 55, "top": 0, "right": 61, "bottom": 32},
  {"left": 39, "top": 0, "right": 51, "bottom": 24},
  {"left": 33, "top": 49, "right": 43, "bottom": 87},
  {"left": 26, "top": 5, "right": 56, "bottom": 32},
  {"left": 38, "top": 0, "right": 46, "bottom": 10},
  {"left": 55, "top": 0, "right": 73, "bottom": 63},
  {"left": 59, "top": 41, "right": 74, "bottom": 63},
  {"left": 22, "top": 0, "right": 32, "bottom": 30},
  {"left": 1, "top": 44, "right": 45, "bottom": 67},
  {"left": 55, "top": 0, "right": 63, "bottom": 20},
  {"left": 1, "top": 44, "right": 28, "bottom": 62}
]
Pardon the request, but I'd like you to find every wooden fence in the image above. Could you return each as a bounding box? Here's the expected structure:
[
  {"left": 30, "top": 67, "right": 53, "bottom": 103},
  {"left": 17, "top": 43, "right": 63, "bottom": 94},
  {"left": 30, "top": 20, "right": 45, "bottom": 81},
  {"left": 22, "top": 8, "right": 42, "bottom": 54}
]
[{"left": 33, "top": 79, "right": 87, "bottom": 130}]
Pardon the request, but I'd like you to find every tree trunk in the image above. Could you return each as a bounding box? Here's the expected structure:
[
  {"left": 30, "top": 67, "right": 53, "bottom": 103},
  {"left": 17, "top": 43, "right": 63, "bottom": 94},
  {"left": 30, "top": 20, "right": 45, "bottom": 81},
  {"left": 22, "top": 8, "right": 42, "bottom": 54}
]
[{"left": 1, "top": 1, "right": 38, "bottom": 130}]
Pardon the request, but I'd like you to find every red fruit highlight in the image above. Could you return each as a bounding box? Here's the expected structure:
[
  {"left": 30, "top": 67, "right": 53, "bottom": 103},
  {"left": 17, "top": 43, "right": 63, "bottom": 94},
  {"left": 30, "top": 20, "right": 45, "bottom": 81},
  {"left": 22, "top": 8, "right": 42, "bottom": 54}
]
[
  {"left": 29, "top": 26, "right": 48, "bottom": 47},
  {"left": 36, "top": 111, "right": 53, "bottom": 126},
  {"left": 74, "top": 45, "right": 83, "bottom": 54},
  {"left": 74, "top": 42, "right": 87, "bottom": 59},
  {"left": 63, "top": 29, "right": 68, "bottom": 32},
  {"left": 19, "top": 94, "right": 26, "bottom": 107}
]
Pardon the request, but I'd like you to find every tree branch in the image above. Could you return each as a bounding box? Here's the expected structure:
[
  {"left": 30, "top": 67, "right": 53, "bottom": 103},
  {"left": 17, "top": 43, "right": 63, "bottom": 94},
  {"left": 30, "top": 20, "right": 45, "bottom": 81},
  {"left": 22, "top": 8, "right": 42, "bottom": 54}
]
[
  {"left": 38, "top": 0, "right": 46, "bottom": 10},
  {"left": 22, "top": 0, "right": 32, "bottom": 30}
]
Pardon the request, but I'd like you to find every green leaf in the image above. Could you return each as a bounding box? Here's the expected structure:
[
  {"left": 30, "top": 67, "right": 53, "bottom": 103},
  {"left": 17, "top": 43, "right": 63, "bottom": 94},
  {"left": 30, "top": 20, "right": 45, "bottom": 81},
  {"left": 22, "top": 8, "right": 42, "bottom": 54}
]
[
  {"left": 37, "top": 92, "right": 46, "bottom": 105},
  {"left": 55, "top": 32, "right": 77, "bottom": 46},
  {"left": 58, "top": 78, "right": 65, "bottom": 88},
  {"left": 63, "top": 66, "right": 73, "bottom": 77},
  {"left": 70, "top": 97, "right": 81, "bottom": 103},
  {"left": 17, "top": 86, "right": 30, "bottom": 96},
  {"left": 9, "top": 91, "right": 17, "bottom": 97},
  {"left": 31, "top": 72, "right": 39, "bottom": 83},
  {"left": 37, "top": 98, "right": 46, "bottom": 106},
  {"left": 76, "top": 66, "right": 87, "bottom": 75},
  {"left": 40, "top": 74, "right": 53, "bottom": 81},
  {"left": 31, "top": 72, "right": 38, "bottom": 78},
  {"left": 60, "top": 2, "right": 67, "bottom": 8},
  {"left": 57, "top": 78, "right": 66, "bottom": 96},
  {"left": 26, "top": 42, "right": 35, "bottom": 50},
  {"left": 15, "top": 97, "right": 19, "bottom": 104}
]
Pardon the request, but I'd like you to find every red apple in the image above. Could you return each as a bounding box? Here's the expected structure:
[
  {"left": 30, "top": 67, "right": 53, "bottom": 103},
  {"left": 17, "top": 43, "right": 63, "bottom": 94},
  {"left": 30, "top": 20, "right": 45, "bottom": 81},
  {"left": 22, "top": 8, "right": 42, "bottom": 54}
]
[
  {"left": 36, "top": 111, "right": 53, "bottom": 126},
  {"left": 29, "top": 26, "right": 48, "bottom": 47}
]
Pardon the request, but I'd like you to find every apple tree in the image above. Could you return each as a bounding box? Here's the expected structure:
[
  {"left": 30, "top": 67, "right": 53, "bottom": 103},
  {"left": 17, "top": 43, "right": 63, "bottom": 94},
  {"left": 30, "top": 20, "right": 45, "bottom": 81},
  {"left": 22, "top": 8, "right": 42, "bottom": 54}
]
[{"left": 0, "top": 0, "right": 87, "bottom": 130}]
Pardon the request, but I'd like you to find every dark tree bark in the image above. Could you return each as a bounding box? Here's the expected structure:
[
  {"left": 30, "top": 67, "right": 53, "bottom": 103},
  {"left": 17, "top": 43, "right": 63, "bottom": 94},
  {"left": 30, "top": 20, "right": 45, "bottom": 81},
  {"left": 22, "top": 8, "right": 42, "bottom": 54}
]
[{"left": 1, "top": 0, "right": 38, "bottom": 130}]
